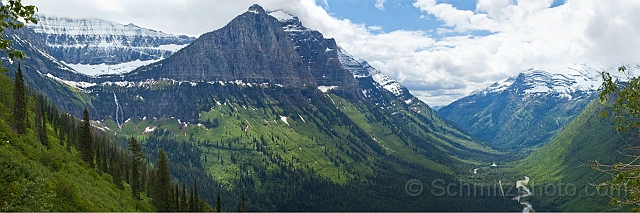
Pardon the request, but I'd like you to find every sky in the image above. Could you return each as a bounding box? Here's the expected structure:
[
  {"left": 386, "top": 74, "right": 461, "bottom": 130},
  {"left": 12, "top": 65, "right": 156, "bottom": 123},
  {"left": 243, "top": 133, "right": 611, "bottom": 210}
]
[{"left": 21, "top": 0, "right": 640, "bottom": 106}]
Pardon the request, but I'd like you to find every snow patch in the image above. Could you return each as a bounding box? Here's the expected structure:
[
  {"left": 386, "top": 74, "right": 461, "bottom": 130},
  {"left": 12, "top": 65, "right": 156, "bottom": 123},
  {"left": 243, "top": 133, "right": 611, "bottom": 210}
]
[
  {"left": 144, "top": 126, "right": 156, "bottom": 133},
  {"left": 156, "top": 44, "right": 188, "bottom": 51},
  {"left": 62, "top": 59, "right": 162, "bottom": 76},
  {"left": 318, "top": 85, "right": 338, "bottom": 93},
  {"left": 280, "top": 116, "right": 290, "bottom": 127},
  {"left": 44, "top": 73, "right": 96, "bottom": 89},
  {"left": 268, "top": 10, "right": 294, "bottom": 21}
]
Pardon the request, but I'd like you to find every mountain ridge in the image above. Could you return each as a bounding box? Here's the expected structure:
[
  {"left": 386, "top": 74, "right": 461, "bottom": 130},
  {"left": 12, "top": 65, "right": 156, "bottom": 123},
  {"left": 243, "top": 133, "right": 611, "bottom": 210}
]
[
  {"left": 438, "top": 67, "right": 600, "bottom": 151},
  {"left": 26, "top": 14, "right": 196, "bottom": 75}
]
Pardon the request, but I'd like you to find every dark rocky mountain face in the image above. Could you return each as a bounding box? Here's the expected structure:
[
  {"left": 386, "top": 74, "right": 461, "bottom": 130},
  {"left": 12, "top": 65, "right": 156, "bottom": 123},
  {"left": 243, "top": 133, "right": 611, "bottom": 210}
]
[
  {"left": 438, "top": 69, "right": 599, "bottom": 152},
  {"left": 27, "top": 15, "right": 196, "bottom": 65},
  {"left": 126, "top": 5, "right": 315, "bottom": 88},
  {"left": 275, "top": 13, "right": 358, "bottom": 89}
]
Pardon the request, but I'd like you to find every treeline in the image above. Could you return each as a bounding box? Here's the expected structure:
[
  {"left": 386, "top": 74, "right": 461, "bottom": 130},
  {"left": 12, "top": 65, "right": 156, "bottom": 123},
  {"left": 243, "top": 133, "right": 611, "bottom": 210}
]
[{"left": 7, "top": 65, "right": 215, "bottom": 211}]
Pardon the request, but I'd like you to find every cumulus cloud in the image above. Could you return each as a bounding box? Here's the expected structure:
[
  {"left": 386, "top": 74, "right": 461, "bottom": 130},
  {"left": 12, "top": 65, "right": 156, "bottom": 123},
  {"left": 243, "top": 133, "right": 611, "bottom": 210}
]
[
  {"left": 21, "top": 0, "right": 640, "bottom": 106},
  {"left": 375, "top": 0, "right": 386, "bottom": 11}
]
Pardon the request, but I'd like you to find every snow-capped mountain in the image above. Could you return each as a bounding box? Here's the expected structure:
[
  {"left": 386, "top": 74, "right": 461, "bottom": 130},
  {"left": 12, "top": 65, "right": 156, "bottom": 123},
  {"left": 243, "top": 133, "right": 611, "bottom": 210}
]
[
  {"left": 471, "top": 67, "right": 600, "bottom": 98},
  {"left": 270, "top": 10, "right": 357, "bottom": 89},
  {"left": 337, "top": 47, "right": 411, "bottom": 99},
  {"left": 26, "top": 15, "right": 196, "bottom": 76},
  {"left": 439, "top": 67, "right": 601, "bottom": 151},
  {"left": 269, "top": 10, "right": 425, "bottom": 109}
]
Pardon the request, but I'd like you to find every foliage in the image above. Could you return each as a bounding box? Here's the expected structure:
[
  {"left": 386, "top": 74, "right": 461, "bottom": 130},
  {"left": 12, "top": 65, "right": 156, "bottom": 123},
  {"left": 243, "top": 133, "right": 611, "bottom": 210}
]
[
  {"left": 0, "top": 0, "right": 37, "bottom": 73},
  {"left": 595, "top": 65, "right": 640, "bottom": 210},
  {"left": 78, "top": 108, "right": 94, "bottom": 167},
  {"left": 12, "top": 64, "right": 25, "bottom": 135},
  {"left": 152, "top": 149, "right": 172, "bottom": 211},
  {"left": 0, "top": 73, "right": 156, "bottom": 211},
  {"left": 127, "top": 136, "right": 143, "bottom": 200}
]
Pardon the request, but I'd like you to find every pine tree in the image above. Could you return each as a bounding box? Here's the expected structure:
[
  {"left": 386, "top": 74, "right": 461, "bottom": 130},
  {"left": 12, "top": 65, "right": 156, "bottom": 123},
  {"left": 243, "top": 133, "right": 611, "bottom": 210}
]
[
  {"left": 113, "top": 161, "right": 123, "bottom": 190},
  {"left": 128, "top": 137, "right": 144, "bottom": 200},
  {"left": 180, "top": 182, "right": 187, "bottom": 212},
  {"left": 35, "top": 95, "right": 47, "bottom": 147},
  {"left": 12, "top": 64, "right": 27, "bottom": 135},
  {"left": 101, "top": 148, "right": 108, "bottom": 174},
  {"left": 194, "top": 178, "right": 199, "bottom": 211},
  {"left": 240, "top": 193, "right": 245, "bottom": 212},
  {"left": 189, "top": 187, "right": 195, "bottom": 212},
  {"left": 153, "top": 149, "right": 172, "bottom": 212},
  {"left": 79, "top": 108, "right": 94, "bottom": 167},
  {"left": 215, "top": 192, "right": 221, "bottom": 212},
  {"left": 173, "top": 183, "right": 179, "bottom": 212}
]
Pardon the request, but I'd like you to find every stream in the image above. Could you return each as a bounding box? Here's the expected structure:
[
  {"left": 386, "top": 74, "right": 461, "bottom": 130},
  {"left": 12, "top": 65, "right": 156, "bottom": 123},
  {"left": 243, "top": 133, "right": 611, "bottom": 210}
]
[
  {"left": 513, "top": 176, "right": 534, "bottom": 212},
  {"left": 113, "top": 93, "right": 124, "bottom": 128}
]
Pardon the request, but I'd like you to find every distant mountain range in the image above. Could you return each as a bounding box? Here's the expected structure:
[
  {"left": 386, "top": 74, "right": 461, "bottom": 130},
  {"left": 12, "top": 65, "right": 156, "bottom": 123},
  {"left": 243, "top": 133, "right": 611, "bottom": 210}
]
[
  {"left": 438, "top": 67, "right": 601, "bottom": 151},
  {"left": 26, "top": 14, "right": 195, "bottom": 75}
]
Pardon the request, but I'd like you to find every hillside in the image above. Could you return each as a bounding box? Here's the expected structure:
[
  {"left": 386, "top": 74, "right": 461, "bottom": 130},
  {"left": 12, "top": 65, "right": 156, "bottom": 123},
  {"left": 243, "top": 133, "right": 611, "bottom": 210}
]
[
  {"left": 0, "top": 73, "right": 155, "bottom": 211},
  {"left": 513, "top": 100, "right": 634, "bottom": 211},
  {"left": 438, "top": 68, "right": 599, "bottom": 152}
]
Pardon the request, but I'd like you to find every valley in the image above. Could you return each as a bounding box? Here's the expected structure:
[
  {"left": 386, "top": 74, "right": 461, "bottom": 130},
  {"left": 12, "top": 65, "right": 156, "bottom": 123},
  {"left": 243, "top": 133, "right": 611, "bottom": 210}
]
[{"left": 0, "top": 1, "right": 636, "bottom": 212}]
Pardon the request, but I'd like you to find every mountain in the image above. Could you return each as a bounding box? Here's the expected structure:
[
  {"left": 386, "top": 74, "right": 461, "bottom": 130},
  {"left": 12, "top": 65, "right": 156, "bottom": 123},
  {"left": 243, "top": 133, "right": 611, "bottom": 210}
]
[
  {"left": 271, "top": 10, "right": 357, "bottom": 89},
  {"left": 3, "top": 4, "right": 520, "bottom": 211},
  {"left": 512, "top": 100, "right": 633, "bottom": 211},
  {"left": 124, "top": 5, "right": 315, "bottom": 87},
  {"left": 26, "top": 14, "right": 196, "bottom": 76},
  {"left": 438, "top": 67, "right": 601, "bottom": 152}
]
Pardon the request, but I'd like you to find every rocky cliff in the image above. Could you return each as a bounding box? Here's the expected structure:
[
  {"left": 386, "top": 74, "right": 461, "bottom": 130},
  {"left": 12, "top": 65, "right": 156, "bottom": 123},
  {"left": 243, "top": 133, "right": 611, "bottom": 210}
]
[
  {"left": 126, "top": 5, "right": 316, "bottom": 88},
  {"left": 272, "top": 10, "right": 357, "bottom": 89}
]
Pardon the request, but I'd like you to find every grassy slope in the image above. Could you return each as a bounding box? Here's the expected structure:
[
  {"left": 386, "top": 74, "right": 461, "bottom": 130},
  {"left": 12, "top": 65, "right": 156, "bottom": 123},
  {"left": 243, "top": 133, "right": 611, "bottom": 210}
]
[
  {"left": 93, "top": 86, "right": 505, "bottom": 187},
  {"left": 0, "top": 74, "right": 154, "bottom": 212},
  {"left": 87, "top": 86, "right": 522, "bottom": 211},
  {"left": 514, "top": 100, "right": 634, "bottom": 211}
]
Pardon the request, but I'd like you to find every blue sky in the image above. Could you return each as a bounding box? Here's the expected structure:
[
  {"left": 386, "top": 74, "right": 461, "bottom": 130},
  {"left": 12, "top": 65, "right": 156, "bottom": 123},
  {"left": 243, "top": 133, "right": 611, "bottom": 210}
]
[{"left": 319, "top": 0, "right": 566, "bottom": 39}]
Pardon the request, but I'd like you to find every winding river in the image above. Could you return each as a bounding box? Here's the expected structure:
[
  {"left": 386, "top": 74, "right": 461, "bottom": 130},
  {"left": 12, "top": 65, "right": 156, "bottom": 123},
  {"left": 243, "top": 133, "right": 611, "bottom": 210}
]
[{"left": 513, "top": 176, "right": 534, "bottom": 212}]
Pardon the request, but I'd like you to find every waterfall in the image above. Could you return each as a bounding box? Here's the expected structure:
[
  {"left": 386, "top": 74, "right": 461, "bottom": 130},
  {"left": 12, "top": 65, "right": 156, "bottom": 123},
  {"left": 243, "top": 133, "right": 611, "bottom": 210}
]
[
  {"left": 114, "top": 93, "right": 124, "bottom": 128},
  {"left": 513, "top": 176, "right": 534, "bottom": 213}
]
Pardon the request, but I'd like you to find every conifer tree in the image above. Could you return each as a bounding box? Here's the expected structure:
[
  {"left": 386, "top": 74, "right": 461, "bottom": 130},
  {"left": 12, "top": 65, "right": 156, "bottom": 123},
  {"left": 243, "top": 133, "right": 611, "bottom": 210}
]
[
  {"left": 101, "top": 148, "right": 108, "bottom": 174},
  {"left": 128, "top": 137, "right": 144, "bottom": 199},
  {"left": 240, "top": 193, "right": 245, "bottom": 212},
  {"left": 189, "top": 187, "right": 195, "bottom": 212},
  {"left": 215, "top": 192, "right": 221, "bottom": 212},
  {"left": 35, "top": 95, "right": 47, "bottom": 147},
  {"left": 79, "top": 108, "right": 94, "bottom": 167},
  {"left": 180, "top": 182, "right": 187, "bottom": 212},
  {"left": 12, "top": 64, "right": 26, "bottom": 135},
  {"left": 173, "top": 183, "right": 179, "bottom": 212},
  {"left": 194, "top": 178, "right": 199, "bottom": 211},
  {"left": 113, "top": 161, "right": 123, "bottom": 190},
  {"left": 153, "top": 149, "right": 172, "bottom": 212}
]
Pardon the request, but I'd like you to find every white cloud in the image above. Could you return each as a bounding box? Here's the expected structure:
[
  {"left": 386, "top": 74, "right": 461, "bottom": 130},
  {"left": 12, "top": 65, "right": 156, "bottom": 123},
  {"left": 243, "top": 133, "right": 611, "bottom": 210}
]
[
  {"left": 375, "top": 0, "right": 386, "bottom": 11},
  {"left": 19, "top": 0, "right": 640, "bottom": 106}
]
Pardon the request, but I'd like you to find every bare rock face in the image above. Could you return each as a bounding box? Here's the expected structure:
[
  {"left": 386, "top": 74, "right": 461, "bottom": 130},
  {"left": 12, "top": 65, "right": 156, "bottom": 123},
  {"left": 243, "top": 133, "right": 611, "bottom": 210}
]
[
  {"left": 127, "top": 4, "right": 316, "bottom": 88},
  {"left": 276, "top": 13, "right": 358, "bottom": 88}
]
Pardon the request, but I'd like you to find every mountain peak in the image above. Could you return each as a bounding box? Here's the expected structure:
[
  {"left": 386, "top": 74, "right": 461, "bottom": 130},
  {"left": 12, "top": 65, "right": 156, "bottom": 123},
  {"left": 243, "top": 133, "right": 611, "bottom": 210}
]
[
  {"left": 471, "top": 67, "right": 600, "bottom": 97},
  {"left": 124, "top": 5, "right": 316, "bottom": 88},
  {"left": 248, "top": 4, "right": 266, "bottom": 14}
]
